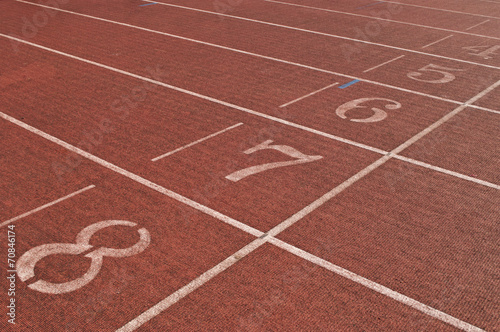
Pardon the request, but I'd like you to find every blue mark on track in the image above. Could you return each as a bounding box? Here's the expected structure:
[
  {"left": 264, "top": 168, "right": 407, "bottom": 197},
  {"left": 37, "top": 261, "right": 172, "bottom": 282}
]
[
  {"left": 139, "top": 2, "right": 157, "bottom": 6},
  {"left": 339, "top": 79, "right": 360, "bottom": 89}
]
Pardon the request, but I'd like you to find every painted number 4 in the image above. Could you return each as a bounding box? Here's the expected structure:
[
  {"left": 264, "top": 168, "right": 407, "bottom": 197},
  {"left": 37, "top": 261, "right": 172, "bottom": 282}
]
[
  {"left": 225, "top": 140, "right": 323, "bottom": 182},
  {"left": 463, "top": 45, "right": 500, "bottom": 60}
]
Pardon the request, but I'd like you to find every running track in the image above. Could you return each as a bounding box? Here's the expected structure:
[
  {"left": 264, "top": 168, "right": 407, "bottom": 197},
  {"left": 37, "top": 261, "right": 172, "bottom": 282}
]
[{"left": 0, "top": 0, "right": 499, "bottom": 331}]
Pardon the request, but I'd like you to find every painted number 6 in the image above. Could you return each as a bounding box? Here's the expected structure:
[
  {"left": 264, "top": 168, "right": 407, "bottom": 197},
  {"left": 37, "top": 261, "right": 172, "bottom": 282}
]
[
  {"left": 407, "top": 64, "right": 464, "bottom": 84},
  {"left": 335, "top": 98, "right": 402, "bottom": 123}
]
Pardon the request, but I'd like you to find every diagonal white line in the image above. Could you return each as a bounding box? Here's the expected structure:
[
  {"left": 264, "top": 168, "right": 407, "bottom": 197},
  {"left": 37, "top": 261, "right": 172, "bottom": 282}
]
[
  {"left": 11, "top": 1, "right": 500, "bottom": 113},
  {"left": 380, "top": 0, "right": 500, "bottom": 20},
  {"left": 279, "top": 82, "right": 338, "bottom": 108},
  {"left": 152, "top": 123, "right": 244, "bottom": 161},
  {"left": 0, "top": 185, "right": 96, "bottom": 228},
  {"left": 465, "top": 19, "right": 491, "bottom": 31},
  {"left": 269, "top": 238, "right": 485, "bottom": 332},
  {"left": 265, "top": 0, "right": 499, "bottom": 40},
  {"left": 140, "top": 0, "right": 500, "bottom": 70},
  {"left": 363, "top": 55, "right": 406, "bottom": 73},
  {"left": 421, "top": 35, "right": 454, "bottom": 49},
  {"left": 0, "top": 34, "right": 497, "bottom": 188},
  {"left": 0, "top": 32, "right": 388, "bottom": 155},
  {"left": 116, "top": 237, "right": 268, "bottom": 331},
  {"left": 0, "top": 112, "right": 264, "bottom": 238},
  {"left": 393, "top": 155, "right": 500, "bottom": 190},
  {"left": 118, "top": 79, "right": 500, "bottom": 331}
]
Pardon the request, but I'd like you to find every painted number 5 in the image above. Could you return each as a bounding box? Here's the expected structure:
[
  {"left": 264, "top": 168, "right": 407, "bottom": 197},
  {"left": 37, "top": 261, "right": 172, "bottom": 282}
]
[
  {"left": 407, "top": 64, "right": 464, "bottom": 84},
  {"left": 226, "top": 140, "right": 323, "bottom": 182}
]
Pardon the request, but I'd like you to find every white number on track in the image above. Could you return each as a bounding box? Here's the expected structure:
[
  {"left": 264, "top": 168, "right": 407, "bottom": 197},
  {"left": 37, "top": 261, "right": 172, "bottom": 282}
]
[
  {"left": 225, "top": 140, "right": 323, "bottom": 182},
  {"left": 407, "top": 64, "right": 464, "bottom": 83},
  {"left": 17, "top": 220, "right": 150, "bottom": 294},
  {"left": 463, "top": 45, "right": 500, "bottom": 60},
  {"left": 335, "top": 98, "right": 402, "bottom": 123}
]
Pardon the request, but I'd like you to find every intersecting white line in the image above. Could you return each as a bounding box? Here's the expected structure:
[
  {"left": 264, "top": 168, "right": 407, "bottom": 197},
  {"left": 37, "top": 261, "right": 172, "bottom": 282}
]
[
  {"left": 117, "top": 79, "right": 499, "bottom": 331},
  {"left": 0, "top": 112, "right": 264, "bottom": 238},
  {"left": 268, "top": 238, "right": 485, "bottom": 332},
  {"left": 1, "top": 33, "right": 498, "bottom": 189}
]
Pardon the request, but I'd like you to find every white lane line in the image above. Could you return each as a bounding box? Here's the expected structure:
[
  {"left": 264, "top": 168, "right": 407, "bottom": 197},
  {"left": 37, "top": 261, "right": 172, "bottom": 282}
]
[
  {"left": 472, "top": 104, "right": 500, "bottom": 114},
  {"left": 0, "top": 35, "right": 498, "bottom": 189},
  {"left": 3, "top": 81, "right": 497, "bottom": 332},
  {"left": 421, "top": 34, "right": 454, "bottom": 49},
  {"left": 363, "top": 55, "right": 406, "bottom": 73},
  {"left": 265, "top": 0, "right": 500, "bottom": 41},
  {"left": 0, "top": 112, "right": 264, "bottom": 238},
  {"left": 380, "top": 0, "right": 500, "bottom": 20},
  {"left": 10, "top": 2, "right": 499, "bottom": 111},
  {"left": 465, "top": 19, "right": 491, "bottom": 31},
  {"left": 279, "top": 82, "right": 338, "bottom": 108},
  {"left": 268, "top": 155, "right": 392, "bottom": 236},
  {"left": 268, "top": 79, "right": 500, "bottom": 235},
  {"left": 152, "top": 123, "right": 244, "bottom": 162},
  {"left": 116, "top": 237, "right": 268, "bottom": 331},
  {"left": 0, "top": 185, "right": 96, "bottom": 228},
  {"left": 269, "top": 238, "right": 485, "bottom": 332},
  {"left": 0, "top": 33, "right": 388, "bottom": 156},
  {"left": 393, "top": 155, "right": 500, "bottom": 190},
  {"left": 141, "top": 0, "right": 500, "bottom": 71}
]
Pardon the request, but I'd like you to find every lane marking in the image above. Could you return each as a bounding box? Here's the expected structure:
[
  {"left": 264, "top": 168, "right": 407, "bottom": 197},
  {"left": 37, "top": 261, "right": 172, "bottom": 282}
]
[
  {"left": 152, "top": 123, "right": 244, "bottom": 161},
  {"left": 279, "top": 82, "right": 338, "bottom": 108},
  {"left": 380, "top": 0, "right": 500, "bottom": 20},
  {"left": 393, "top": 155, "right": 500, "bottom": 190},
  {"left": 465, "top": 19, "right": 491, "bottom": 31},
  {"left": 2, "top": 83, "right": 497, "bottom": 332},
  {"left": 269, "top": 238, "right": 486, "bottom": 332},
  {"left": 18, "top": 220, "right": 150, "bottom": 294},
  {"left": 0, "top": 185, "right": 95, "bottom": 228},
  {"left": 116, "top": 237, "right": 268, "bottom": 331},
  {"left": 421, "top": 34, "right": 454, "bottom": 49},
  {"left": 267, "top": 78, "right": 500, "bottom": 242},
  {"left": 339, "top": 79, "right": 361, "bottom": 89},
  {"left": 0, "top": 34, "right": 498, "bottom": 189},
  {"left": 0, "top": 112, "right": 264, "bottom": 238},
  {"left": 137, "top": 0, "right": 500, "bottom": 71},
  {"left": 266, "top": 0, "right": 500, "bottom": 41},
  {"left": 138, "top": 2, "right": 157, "bottom": 6},
  {"left": 12, "top": 1, "right": 500, "bottom": 110},
  {"left": 363, "top": 55, "right": 405, "bottom": 73},
  {"left": 0, "top": 32, "right": 388, "bottom": 156}
]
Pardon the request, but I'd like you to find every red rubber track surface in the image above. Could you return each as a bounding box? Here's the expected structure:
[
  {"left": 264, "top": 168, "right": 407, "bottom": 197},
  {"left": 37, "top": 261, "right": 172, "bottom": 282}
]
[{"left": 0, "top": 0, "right": 498, "bottom": 331}]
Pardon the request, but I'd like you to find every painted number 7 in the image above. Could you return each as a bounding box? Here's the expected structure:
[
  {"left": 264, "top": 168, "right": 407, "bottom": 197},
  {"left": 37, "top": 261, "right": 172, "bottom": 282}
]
[
  {"left": 225, "top": 140, "right": 323, "bottom": 182},
  {"left": 407, "top": 64, "right": 464, "bottom": 83}
]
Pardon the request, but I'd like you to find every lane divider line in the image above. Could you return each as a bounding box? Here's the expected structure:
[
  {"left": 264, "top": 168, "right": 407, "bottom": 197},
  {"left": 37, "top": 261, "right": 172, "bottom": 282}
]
[
  {"left": 0, "top": 185, "right": 96, "bottom": 228},
  {"left": 152, "top": 123, "right": 244, "bottom": 161},
  {"left": 279, "top": 82, "right": 338, "bottom": 108}
]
